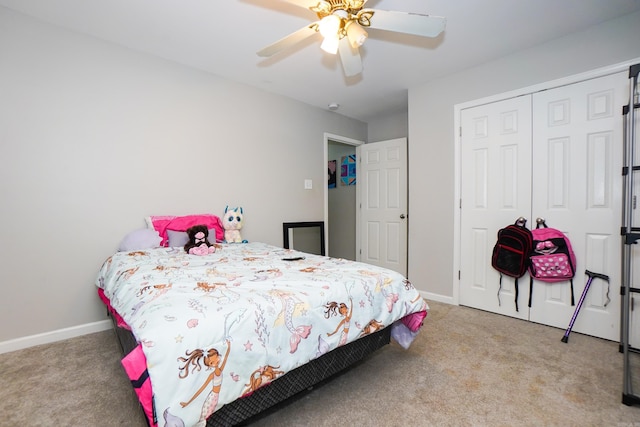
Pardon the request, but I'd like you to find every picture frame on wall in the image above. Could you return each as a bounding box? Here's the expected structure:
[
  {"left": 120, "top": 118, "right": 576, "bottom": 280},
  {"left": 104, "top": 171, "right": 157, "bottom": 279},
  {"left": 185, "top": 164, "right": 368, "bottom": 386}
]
[
  {"left": 328, "top": 160, "right": 337, "bottom": 188},
  {"left": 340, "top": 154, "right": 356, "bottom": 186}
]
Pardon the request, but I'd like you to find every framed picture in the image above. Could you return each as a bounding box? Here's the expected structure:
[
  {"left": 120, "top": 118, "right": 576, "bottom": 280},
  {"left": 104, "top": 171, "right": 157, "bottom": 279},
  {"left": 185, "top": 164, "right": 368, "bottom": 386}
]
[
  {"left": 340, "top": 154, "right": 356, "bottom": 186},
  {"left": 328, "top": 160, "right": 337, "bottom": 188}
]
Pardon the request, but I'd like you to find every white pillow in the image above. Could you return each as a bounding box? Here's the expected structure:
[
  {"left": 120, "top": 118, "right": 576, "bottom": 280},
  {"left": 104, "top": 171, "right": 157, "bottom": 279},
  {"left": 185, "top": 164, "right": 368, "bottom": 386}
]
[{"left": 118, "top": 228, "right": 162, "bottom": 252}]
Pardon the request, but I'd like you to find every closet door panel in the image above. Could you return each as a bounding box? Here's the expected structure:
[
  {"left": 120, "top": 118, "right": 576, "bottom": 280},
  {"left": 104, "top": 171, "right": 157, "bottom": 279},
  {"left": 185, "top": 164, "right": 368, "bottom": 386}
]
[
  {"left": 546, "top": 137, "right": 570, "bottom": 208},
  {"left": 529, "top": 72, "right": 626, "bottom": 341},
  {"left": 459, "top": 95, "right": 532, "bottom": 319}
]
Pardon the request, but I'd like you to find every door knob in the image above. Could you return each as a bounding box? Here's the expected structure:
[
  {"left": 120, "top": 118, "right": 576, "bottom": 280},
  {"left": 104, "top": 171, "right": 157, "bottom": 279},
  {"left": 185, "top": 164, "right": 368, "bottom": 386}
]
[{"left": 400, "top": 214, "right": 406, "bottom": 219}]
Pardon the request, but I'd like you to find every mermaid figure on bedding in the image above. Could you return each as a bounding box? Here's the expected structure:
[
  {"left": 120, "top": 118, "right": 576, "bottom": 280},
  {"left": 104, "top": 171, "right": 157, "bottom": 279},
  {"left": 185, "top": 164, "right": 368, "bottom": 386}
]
[
  {"left": 324, "top": 297, "right": 354, "bottom": 346},
  {"left": 177, "top": 340, "right": 231, "bottom": 427},
  {"left": 270, "top": 289, "right": 312, "bottom": 353}
]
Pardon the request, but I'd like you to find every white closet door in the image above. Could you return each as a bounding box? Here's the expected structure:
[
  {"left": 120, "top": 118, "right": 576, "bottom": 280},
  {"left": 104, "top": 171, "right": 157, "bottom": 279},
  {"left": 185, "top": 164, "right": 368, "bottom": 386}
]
[
  {"left": 459, "top": 95, "right": 532, "bottom": 320},
  {"left": 529, "top": 71, "right": 626, "bottom": 341}
]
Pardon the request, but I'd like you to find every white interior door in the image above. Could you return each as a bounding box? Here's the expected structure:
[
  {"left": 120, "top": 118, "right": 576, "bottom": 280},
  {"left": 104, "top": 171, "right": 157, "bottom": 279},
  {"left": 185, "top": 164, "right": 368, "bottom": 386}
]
[
  {"left": 459, "top": 96, "right": 532, "bottom": 320},
  {"left": 529, "top": 72, "right": 626, "bottom": 341},
  {"left": 357, "top": 138, "right": 408, "bottom": 275}
]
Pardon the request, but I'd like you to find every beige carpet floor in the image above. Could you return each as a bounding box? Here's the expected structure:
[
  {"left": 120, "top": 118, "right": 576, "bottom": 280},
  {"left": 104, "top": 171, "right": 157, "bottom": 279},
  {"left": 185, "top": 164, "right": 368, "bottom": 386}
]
[{"left": 2, "top": 301, "right": 640, "bottom": 426}]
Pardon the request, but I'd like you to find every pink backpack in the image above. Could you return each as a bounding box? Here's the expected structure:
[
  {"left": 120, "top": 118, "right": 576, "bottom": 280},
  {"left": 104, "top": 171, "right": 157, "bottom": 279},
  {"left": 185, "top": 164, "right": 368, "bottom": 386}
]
[{"left": 528, "top": 220, "right": 576, "bottom": 308}]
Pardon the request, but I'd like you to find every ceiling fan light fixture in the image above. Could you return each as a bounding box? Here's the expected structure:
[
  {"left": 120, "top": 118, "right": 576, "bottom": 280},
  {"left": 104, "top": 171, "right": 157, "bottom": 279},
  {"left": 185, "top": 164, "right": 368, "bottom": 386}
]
[
  {"left": 320, "top": 34, "right": 340, "bottom": 54},
  {"left": 256, "top": 1, "right": 446, "bottom": 78},
  {"left": 346, "top": 21, "right": 368, "bottom": 48},
  {"left": 318, "top": 14, "right": 341, "bottom": 39}
]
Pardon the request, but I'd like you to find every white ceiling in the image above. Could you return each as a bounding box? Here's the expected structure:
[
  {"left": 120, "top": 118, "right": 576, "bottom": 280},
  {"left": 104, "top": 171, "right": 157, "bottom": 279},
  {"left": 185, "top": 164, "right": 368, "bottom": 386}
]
[{"left": 2, "top": 0, "right": 640, "bottom": 122}]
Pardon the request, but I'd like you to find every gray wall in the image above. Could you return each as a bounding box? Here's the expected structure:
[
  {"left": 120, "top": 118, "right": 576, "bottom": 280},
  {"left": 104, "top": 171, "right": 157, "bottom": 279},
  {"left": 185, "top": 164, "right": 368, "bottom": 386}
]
[
  {"left": 408, "top": 11, "right": 640, "bottom": 300},
  {"left": 328, "top": 141, "right": 357, "bottom": 259},
  {"left": 368, "top": 109, "right": 408, "bottom": 142},
  {"left": 0, "top": 7, "right": 366, "bottom": 343}
]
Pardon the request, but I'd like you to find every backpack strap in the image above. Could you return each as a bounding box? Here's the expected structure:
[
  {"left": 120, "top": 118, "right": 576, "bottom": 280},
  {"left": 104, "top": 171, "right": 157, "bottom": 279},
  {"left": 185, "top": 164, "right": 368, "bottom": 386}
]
[
  {"left": 497, "top": 273, "right": 503, "bottom": 307},
  {"left": 530, "top": 274, "right": 575, "bottom": 307},
  {"left": 570, "top": 278, "right": 575, "bottom": 306},
  {"left": 514, "top": 277, "right": 519, "bottom": 312}
]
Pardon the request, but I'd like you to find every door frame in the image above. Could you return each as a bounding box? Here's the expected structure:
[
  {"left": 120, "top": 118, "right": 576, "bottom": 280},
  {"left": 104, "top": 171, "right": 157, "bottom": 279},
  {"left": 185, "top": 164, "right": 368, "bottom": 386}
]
[
  {"left": 323, "top": 133, "right": 364, "bottom": 256},
  {"left": 452, "top": 58, "right": 639, "bottom": 306}
]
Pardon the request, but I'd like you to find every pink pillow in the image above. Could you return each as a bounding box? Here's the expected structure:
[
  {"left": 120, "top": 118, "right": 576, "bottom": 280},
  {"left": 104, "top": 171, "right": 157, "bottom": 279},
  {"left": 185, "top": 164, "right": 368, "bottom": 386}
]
[{"left": 147, "top": 214, "right": 225, "bottom": 246}]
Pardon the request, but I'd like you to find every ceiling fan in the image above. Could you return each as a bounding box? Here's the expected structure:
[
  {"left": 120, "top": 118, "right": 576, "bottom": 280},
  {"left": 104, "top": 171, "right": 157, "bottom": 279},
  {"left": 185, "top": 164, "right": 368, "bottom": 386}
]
[{"left": 257, "top": 0, "right": 446, "bottom": 77}]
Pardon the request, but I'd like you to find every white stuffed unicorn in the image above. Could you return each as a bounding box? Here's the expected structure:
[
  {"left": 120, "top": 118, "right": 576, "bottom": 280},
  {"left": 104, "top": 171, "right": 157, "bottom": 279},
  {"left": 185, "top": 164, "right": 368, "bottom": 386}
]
[{"left": 222, "top": 206, "right": 247, "bottom": 243}]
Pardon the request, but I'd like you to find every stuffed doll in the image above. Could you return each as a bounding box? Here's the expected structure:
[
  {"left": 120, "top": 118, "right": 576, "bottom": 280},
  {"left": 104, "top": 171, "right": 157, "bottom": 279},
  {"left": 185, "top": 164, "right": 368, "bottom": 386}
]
[
  {"left": 223, "top": 206, "right": 248, "bottom": 243},
  {"left": 184, "top": 225, "right": 216, "bottom": 255}
]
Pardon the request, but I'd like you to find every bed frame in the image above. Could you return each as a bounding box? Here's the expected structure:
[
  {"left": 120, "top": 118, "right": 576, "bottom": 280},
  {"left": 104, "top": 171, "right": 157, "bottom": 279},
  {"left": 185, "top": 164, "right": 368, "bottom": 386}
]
[{"left": 110, "top": 314, "right": 391, "bottom": 426}]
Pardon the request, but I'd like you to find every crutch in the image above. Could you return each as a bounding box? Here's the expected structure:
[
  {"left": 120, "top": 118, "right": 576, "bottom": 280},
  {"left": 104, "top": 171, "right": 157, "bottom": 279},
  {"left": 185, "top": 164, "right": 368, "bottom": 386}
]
[{"left": 561, "top": 270, "right": 610, "bottom": 343}]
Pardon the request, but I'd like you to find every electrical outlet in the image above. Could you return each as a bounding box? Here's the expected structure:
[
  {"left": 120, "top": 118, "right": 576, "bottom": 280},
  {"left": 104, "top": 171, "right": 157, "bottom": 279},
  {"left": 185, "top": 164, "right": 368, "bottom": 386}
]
[{"left": 304, "top": 179, "right": 313, "bottom": 190}]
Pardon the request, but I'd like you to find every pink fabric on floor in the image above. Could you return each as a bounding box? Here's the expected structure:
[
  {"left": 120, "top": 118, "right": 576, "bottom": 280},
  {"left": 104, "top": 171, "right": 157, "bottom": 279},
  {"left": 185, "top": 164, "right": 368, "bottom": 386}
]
[
  {"left": 121, "top": 345, "right": 156, "bottom": 427},
  {"left": 98, "top": 290, "right": 153, "bottom": 423},
  {"left": 401, "top": 310, "right": 427, "bottom": 332}
]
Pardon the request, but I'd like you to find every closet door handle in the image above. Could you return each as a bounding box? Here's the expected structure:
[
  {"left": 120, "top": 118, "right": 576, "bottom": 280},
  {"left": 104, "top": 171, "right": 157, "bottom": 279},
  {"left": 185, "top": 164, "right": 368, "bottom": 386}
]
[{"left": 400, "top": 214, "right": 406, "bottom": 219}]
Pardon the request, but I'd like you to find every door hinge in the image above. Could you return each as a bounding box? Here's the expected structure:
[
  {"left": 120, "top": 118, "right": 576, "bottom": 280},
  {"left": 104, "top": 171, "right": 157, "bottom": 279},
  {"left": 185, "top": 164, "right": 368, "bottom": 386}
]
[
  {"left": 459, "top": 127, "right": 462, "bottom": 137},
  {"left": 458, "top": 270, "right": 461, "bottom": 280},
  {"left": 459, "top": 199, "right": 462, "bottom": 209}
]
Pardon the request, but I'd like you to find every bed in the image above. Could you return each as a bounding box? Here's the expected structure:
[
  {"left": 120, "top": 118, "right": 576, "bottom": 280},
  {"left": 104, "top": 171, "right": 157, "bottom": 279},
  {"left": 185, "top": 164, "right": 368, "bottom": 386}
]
[{"left": 96, "top": 217, "right": 427, "bottom": 427}]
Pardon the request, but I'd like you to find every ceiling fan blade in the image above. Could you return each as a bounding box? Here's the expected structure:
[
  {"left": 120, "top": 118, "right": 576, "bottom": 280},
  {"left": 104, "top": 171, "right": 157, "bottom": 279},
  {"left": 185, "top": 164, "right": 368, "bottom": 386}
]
[
  {"left": 338, "top": 37, "right": 363, "bottom": 77},
  {"left": 281, "top": 0, "right": 371, "bottom": 12},
  {"left": 368, "top": 10, "right": 446, "bottom": 38},
  {"left": 280, "top": 0, "right": 320, "bottom": 9},
  {"left": 257, "top": 24, "right": 318, "bottom": 57}
]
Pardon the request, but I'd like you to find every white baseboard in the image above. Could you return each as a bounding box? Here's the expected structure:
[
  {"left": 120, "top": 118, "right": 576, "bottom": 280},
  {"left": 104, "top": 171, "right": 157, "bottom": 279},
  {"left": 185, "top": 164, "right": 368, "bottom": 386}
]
[
  {"left": 420, "top": 291, "right": 455, "bottom": 306},
  {"left": 0, "top": 319, "right": 113, "bottom": 355}
]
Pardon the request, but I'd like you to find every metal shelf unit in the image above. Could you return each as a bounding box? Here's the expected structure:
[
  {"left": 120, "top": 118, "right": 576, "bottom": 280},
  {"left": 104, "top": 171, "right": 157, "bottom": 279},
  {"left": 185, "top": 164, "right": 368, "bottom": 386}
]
[{"left": 621, "top": 62, "right": 640, "bottom": 406}]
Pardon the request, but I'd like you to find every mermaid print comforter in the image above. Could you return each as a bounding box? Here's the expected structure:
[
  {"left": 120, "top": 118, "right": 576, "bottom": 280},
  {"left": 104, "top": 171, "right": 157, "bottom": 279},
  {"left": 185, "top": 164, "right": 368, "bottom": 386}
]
[{"left": 96, "top": 242, "right": 427, "bottom": 427}]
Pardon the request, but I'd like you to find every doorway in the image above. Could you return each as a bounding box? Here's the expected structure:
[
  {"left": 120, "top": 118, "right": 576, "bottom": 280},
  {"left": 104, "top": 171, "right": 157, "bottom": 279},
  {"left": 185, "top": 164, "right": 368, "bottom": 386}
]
[
  {"left": 324, "top": 133, "right": 363, "bottom": 259},
  {"left": 323, "top": 134, "right": 409, "bottom": 275}
]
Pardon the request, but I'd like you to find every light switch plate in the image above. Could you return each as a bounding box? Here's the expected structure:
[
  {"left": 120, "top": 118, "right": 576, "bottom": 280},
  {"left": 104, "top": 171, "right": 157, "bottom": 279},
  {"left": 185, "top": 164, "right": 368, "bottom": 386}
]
[{"left": 304, "top": 179, "right": 313, "bottom": 190}]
